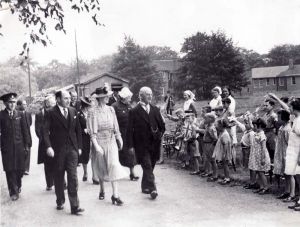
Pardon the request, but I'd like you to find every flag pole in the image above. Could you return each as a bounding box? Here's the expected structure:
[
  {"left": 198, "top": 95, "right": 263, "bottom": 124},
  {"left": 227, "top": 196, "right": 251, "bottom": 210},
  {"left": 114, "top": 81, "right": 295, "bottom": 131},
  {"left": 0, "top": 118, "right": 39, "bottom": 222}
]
[{"left": 75, "top": 30, "right": 81, "bottom": 97}]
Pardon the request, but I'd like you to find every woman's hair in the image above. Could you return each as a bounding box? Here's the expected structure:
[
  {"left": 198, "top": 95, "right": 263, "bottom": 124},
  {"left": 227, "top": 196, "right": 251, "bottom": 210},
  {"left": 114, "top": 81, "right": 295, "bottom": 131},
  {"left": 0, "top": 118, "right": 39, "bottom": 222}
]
[
  {"left": 222, "top": 97, "right": 231, "bottom": 105},
  {"left": 280, "top": 96, "right": 289, "bottom": 104},
  {"left": 183, "top": 90, "right": 195, "bottom": 100},
  {"left": 211, "top": 87, "right": 220, "bottom": 94},
  {"left": 265, "top": 99, "right": 275, "bottom": 106},
  {"left": 277, "top": 109, "right": 290, "bottom": 122},
  {"left": 252, "top": 118, "right": 267, "bottom": 129},
  {"left": 291, "top": 98, "right": 300, "bottom": 111},
  {"left": 222, "top": 86, "right": 232, "bottom": 97}
]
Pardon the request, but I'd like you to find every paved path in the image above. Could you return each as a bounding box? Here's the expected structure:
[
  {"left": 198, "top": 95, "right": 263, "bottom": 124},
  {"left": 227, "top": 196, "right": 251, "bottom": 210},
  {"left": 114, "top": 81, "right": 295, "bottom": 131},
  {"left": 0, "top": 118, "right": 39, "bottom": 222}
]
[{"left": 1, "top": 125, "right": 300, "bottom": 227}]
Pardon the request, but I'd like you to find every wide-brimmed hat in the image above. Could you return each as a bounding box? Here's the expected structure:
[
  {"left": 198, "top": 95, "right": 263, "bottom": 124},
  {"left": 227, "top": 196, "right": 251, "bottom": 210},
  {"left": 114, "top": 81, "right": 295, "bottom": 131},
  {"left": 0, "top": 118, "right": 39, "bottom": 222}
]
[
  {"left": 92, "top": 87, "right": 113, "bottom": 98},
  {"left": 80, "top": 97, "right": 92, "bottom": 106},
  {"left": 0, "top": 93, "right": 17, "bottom": 102},
  {"left": 119, "top": 87, "right": 133, "bottom": 99}
]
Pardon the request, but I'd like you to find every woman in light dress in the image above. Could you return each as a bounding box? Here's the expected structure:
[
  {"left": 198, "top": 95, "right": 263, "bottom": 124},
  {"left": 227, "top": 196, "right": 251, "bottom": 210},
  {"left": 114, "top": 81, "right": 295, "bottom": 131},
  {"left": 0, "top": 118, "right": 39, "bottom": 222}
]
[
  {"left": 88, "top": 87, "right": 127, "bottom": 206},
  {"left": 183, "top": 90, "right": 197, "bottom": 117},
  {"left": 209, "top": 86, "right": 223, "bottom": 110}
]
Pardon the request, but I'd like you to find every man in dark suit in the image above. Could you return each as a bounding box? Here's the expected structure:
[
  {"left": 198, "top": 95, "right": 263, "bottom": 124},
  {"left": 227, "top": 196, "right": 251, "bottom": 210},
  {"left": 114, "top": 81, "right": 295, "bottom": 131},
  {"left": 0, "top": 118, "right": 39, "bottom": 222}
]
[
  {"left": 69, "top": 91, "right": 81, "bottom": 112},
  {"left": 0, "top": 93, "right": 30, "bottom": 201},
  {"left": 17, "top": 99, "right": 32, "bottom": 175},
  {"left": 43, "top": 90, "right": 84, "bottom": 215},
  {"left": 127, "top": 87, "right": 165, "bottom": 200},
  {"left": 35, "top": 95, "right": 56, "bottom": 191}
]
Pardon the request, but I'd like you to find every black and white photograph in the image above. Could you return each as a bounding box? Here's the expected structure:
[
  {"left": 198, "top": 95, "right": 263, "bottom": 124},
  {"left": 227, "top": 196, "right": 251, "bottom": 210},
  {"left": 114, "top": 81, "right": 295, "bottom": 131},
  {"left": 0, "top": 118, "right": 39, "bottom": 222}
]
[{"left": 1, "top": 0, "right": 300, "bottom": 226}]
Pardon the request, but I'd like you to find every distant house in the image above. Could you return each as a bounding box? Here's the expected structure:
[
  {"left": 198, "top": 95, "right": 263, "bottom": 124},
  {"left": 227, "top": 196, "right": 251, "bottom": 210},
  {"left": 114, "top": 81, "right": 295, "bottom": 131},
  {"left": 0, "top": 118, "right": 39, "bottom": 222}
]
[
  {"left": 74, "top": 73, "right": 129, "bottom": 97},
  {"left": 151, "top": 59, "right": 181, "bottom": 98},
  {"left": 251, "top": 60, "right": 300, "bottom": 92}
]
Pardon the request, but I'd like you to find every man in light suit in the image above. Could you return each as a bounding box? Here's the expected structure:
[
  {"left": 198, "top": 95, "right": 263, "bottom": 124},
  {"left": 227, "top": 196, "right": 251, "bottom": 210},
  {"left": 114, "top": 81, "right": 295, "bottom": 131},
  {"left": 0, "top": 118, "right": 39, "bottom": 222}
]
[
  {"left": 127, "top": 87, "right": 165, "bottom": 200},
  {"left": 43, "top": 90, "right": 84, "bottom": 215}
]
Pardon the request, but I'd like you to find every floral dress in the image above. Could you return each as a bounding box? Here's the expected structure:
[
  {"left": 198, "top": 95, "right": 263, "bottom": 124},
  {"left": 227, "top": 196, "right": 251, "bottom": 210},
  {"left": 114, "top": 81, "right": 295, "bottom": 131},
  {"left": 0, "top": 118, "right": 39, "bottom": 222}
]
[
  {"left": 87, "top": 105, "right": 127, "bottom": 182},
  {"left": 285, "top": 116, "right": 300, "bottom": 175},
  {"left": 248, "top": 131, "right": 271, "bottom": 172},
  {"left": 273, "top": 123, "right": 291, "bottom": 175}
]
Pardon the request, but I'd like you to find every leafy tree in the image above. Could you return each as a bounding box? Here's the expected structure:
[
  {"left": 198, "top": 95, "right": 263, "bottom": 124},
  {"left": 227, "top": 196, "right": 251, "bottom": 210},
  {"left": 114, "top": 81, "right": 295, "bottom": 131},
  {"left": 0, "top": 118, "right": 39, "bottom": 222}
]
[
  {"left": 142, "top": 46, "right": 178, "bottom": 60},
  {"left": 239, "top": 48, "right": 266, "bottom": 70},
  {"left": 177, "top": 31, "right": 247, "bottom": 99},
  {"left": 0, "top": 0, "right": 102, "bottom": 59},
  {"left": 89, "top": 55, "right": 113, "bottom": 74},
  {"left": 267, "top": 44, "right": 300, "bottom": 66},
  {"left": 111, "top": 36, "right": 157, "bottom": 100}
]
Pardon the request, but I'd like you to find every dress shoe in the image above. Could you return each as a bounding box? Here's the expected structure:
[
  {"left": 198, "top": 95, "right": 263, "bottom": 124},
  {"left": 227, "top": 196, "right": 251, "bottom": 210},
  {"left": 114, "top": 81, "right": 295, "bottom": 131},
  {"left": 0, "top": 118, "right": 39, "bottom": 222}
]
[
  {"left": 46, "top": 186, "right": 52, "bottom": 191},
  {"left": 142, "top": 189, "right": 151, "bottom": 194},
  {"left": 150, "top": 190, "right": 158, "bottom": 200},
  {"left": 111, "top": 196, "right": 123, "bottom": 206},
  {"left": 253, "top": 188, "right": 263, "bottom": 194},
  {"left": 219, "top": 178, "right": 231, "bottom": 185},
  {"left": 71, "top": 207, "right": 85, "bottom": 215},
  {"left": 283, "top": 196, "right": 298, "bottom": 203},
  {"left": 56, "top": 205, "right": 64, "bottom": 210},
  {"left": 99, "top": 191, "right": 105, "bottom": 200},
  {"left": 24, "top": 171, "right": 29, "bottom": 176},
  {"left": 288, "top": 202, "right": 300, "bottom": 209},
  {"left": 258, "top": 188, "right": 270, "bottom": 195},
  {"left": 276, "top": 192, "right": 290, "bottom": 199},
  {"left": 93, "top": 180, "right": 100, "bottom": 185},
  {"left": 129, "top": 174, "right": 139, "bottom": 181},
  {"left": 10, "top": 194, "right": 19, "bottom": 201},
  {"left": 294, "top": 206, "right": 300, "bottom": 211},
  {"left": 82, "top": 176, "right": 87, "bottom": 182},
  {"left": 157, "top": 160, "right": 165, "bottom": 165}
]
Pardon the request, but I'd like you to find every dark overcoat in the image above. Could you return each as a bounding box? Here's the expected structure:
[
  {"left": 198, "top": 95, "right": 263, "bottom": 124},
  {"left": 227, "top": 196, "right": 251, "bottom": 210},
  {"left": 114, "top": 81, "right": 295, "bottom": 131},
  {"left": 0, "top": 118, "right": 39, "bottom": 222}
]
[
  {"left": 78, "top": 110, "right": 90, "bottom": 164},
  {"left": 127, "top": 103, "right": 165, "bottom": 164},
  {"left": 112, "top": 100, "right": 136, "bottom": 167},
  {"left": 0, "top": 109, "right": 31, "bottom": 171},
  {"left": 42, "top": 105, "right": 82, "bottom": 170}
]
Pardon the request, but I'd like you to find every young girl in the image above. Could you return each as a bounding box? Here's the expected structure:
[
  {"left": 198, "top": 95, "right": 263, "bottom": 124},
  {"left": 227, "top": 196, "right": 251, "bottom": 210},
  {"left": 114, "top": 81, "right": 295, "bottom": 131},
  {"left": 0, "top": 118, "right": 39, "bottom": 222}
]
[
  {"left": 212, "top": 119, "right": 232, "bottom": 185},
  {"left": 201, "top": 113, "right": 218, "bottom": 181},
  {"left": 248, "top": 118, "right": 271, "bottom": 195},
  {"left": 233, "top": 114, "right": 257, "bottom": 189},
  {"left": 184, "top": 113, "right": 201, "bottom": 175},
  {"left": 273, "top": 110, "right": 294, "bottom": 201}
]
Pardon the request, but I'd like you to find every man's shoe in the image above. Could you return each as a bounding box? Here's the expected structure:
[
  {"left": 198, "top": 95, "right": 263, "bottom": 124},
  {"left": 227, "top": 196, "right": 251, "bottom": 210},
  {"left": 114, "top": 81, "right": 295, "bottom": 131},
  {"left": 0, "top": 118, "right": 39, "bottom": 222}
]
[
  {"left": 56, "top": 205, "right": 64, "bottom": 210},
  {"left": 71, "top": 207, "right": 85, "bottom": 215},
  {"left": 142, "top": 189, "right": 151, "bottom": 194},
  {"left": 24, "top": 172, "right": 29, "bottom": 176},
  {"left": 10, "top": 194, "right": 19, "bottom": 201},
  {"left": 277, "top": 192, "right": 290, "bottom": 199},
  {"left": 82, "top": 176, "right": 87, "bottom": 182},
  {"left": 294, "top": 206, "right": 300, "bottom": 211},
  {"left": 150, "top": 190, "right": 158, "bottom": 200},
  {"left": 46, "top": 186, "right": 52, "bottom": 191},
  {"left": 93, "top": 180, "right": 100, "bottom": 185},
  {"left": 283, "top": 196, "right": 298, "bottom": 203}
]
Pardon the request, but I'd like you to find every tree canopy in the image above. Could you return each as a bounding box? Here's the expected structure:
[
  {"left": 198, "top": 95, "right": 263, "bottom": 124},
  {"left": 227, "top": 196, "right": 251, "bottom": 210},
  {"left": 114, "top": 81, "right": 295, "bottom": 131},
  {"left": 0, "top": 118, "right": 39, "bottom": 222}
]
[{"left": 177, "top": 31, "right": 247, "bottom": 99}]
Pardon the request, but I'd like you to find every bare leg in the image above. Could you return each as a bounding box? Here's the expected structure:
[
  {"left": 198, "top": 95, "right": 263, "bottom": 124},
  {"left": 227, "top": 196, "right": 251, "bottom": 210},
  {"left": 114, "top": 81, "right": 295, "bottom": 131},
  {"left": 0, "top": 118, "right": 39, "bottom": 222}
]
[
  {"left": 258, "top": 171, "right": 269, "bottom": 189},
  {"left": 211, "top": 158, "right": 218, "bottom": 178},
  {"left": 111, "top": 181, "right": 119, "bottom": 198},
  {"left": 223, "top": 160, "right": 230, "bottom": 179}
]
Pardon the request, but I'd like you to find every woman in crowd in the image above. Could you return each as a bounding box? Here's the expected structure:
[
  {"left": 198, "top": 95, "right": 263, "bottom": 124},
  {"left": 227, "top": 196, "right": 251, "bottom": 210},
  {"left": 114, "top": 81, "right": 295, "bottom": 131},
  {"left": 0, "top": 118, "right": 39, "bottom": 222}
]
[
  {"left": 285, "top": 98, "right": 300, "bottom": 211},
  {"left": 78, "top": 97, "right": 92, "bottom": 182},
  {"left": 112, "top": 87, "right": 139, "bottom": 181},
  {"left": 222, "top": 87, "right": 236, "bottom": 114},
  {"left": 183, "top": 90, "right": 197, "bottom": 117},
  {"left": 209, "top": 86, "right": 223, "bottom": 110},
  {"left": 88, "top": 87, "right": 127, "bottom": 206}
]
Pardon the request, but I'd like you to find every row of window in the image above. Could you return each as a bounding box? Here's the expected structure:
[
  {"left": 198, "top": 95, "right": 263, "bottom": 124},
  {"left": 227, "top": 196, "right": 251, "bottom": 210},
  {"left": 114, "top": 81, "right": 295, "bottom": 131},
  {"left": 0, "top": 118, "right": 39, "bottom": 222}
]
[{"left": 253, "top": 77, "right": 297, "bottom": 88}]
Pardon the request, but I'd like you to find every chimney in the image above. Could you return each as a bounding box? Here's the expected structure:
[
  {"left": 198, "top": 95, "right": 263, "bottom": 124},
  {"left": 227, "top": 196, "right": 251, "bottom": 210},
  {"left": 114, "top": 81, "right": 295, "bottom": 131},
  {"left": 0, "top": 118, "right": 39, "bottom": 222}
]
[{"left": 289, "top": 59, "right": 294, "bottom": 70}]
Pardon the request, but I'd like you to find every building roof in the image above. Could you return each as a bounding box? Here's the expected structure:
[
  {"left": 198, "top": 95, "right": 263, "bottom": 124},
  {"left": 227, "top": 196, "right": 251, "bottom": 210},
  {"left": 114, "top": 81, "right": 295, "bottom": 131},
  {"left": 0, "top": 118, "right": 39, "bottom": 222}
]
[
  {"left": 251, "top": 65, "right": 288, "bottom": 79},
  {"left": 76, "top": 73, "right": 129, "bottom": 85},
  {"left": 277, "top": 65, "right": 300, "bottom": 77},
  {"left": 151, "top": 59, "right": 181, "bottom": 72}
]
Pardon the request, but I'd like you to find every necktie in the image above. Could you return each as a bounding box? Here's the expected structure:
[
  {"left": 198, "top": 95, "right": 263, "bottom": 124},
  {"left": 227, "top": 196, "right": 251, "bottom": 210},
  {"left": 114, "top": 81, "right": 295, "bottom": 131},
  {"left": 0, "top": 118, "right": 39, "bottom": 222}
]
[
  {"left": 9, "top": 112, "right": 13, "bottom": 119},
  {"left": 63, "top": 108, "right": 68, "bottom": 119}
]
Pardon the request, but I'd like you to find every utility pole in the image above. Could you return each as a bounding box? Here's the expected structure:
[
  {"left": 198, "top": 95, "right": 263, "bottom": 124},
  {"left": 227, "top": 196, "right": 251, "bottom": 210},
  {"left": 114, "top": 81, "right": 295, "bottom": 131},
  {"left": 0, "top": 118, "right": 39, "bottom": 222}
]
[
  {"left": 27, "top": 49, "right": 32, "bottom": 98},
  {"left": 75, "top": 30, "right": 81, "bottom": 97}
]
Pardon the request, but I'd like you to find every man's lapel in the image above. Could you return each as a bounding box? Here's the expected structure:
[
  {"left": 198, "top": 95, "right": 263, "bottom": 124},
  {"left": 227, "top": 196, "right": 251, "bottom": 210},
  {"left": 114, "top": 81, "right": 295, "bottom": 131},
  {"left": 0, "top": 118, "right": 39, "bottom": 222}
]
[
  {"left": 53, "top": 105, "right": 68, "bottom": 129},
  {"left": 137, "top": 104, "right": 150, "bottom": 124}
]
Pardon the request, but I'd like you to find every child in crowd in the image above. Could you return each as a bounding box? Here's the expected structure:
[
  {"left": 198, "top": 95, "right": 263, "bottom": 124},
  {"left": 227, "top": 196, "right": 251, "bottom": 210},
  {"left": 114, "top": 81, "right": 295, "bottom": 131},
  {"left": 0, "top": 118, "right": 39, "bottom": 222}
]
[
  {"left": 183, "top": 113, "right": 201, "bottom": 175},
  {"left": 233, "top": 113, "right": 257, "bottom": 189},
  {"left": 273, "top": 110, "right": 296, "bottom": 202},
  {"left": 201, "top": 113, "right": 218, "bottom": 181},
  {"left": 212, "top": 119, "right": 232, "bottom": 185},
  {"left": 249, "top": 118, "right": 271, "bottom": 195}
]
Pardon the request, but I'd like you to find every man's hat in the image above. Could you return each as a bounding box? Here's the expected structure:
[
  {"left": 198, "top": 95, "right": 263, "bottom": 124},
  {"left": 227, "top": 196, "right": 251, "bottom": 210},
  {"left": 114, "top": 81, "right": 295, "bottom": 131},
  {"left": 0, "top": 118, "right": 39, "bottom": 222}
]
[
  {"left": 0, "top": 93, "right": 17, "bottom": 102},
  {"left": 111, "top": 83, "right": 123, "bottom": 92}
]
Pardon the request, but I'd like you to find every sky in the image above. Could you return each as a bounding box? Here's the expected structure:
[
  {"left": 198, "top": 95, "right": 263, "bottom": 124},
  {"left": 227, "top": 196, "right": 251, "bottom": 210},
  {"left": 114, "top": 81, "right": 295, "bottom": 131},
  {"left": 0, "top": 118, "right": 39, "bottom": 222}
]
[{"left": 1, "top": 0, "right": 300, "bottom": 65}]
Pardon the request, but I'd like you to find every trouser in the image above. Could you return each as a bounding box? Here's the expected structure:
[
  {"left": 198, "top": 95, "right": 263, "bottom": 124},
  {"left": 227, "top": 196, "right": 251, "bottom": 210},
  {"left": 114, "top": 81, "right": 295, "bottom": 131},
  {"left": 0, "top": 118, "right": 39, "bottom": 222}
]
[
  {"left": 25, "top": 148, "right": 31, "bottom": 172},
  {"left": 54, "top": 149, "right": 79, "bottom": 209},
  {"left": 44, "top": 162, "right": 54, "bottom": 188},
  {"left": 141, "top": 151, "right": 157, "bottom": 192},
  {"left": 166, "top": 108, "right": 172, "bottom": 115},
  {"left": 5, "top": 170, "right": 23, "bottom": 196}
]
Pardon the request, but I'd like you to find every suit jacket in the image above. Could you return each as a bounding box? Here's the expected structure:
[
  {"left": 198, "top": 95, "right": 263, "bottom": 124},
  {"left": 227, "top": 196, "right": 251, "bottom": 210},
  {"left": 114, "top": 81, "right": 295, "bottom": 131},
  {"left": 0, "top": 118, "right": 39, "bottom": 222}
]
[
  {"left": 23, "top": 111, "right": 32, "bottom": 147},
  {"left": 35, "top": 109, "right": 50, "bottom": 164},
  {"left": 43, "top": 105, "right": 82, "bottom": 169},
  {"left": 127, "top": 103, "right": 165, "bottom": 163},
  {"left": 0, "top": 109, "right": 31, "bottom": 171}
]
